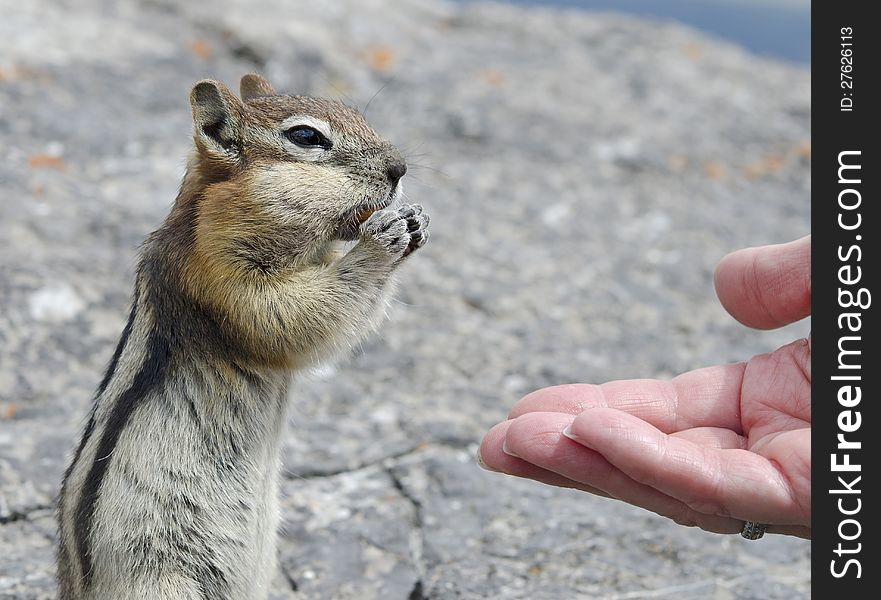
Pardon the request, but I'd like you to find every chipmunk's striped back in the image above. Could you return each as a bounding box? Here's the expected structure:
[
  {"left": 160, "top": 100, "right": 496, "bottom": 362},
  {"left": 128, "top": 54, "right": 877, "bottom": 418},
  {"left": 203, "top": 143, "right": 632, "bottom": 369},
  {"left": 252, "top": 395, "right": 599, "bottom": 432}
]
[
  {"left": 58, "top": 256, "right": 290, "bottom": 599},
  {"left": 57, "top": 74, "right": 430, "bottom": 599}
]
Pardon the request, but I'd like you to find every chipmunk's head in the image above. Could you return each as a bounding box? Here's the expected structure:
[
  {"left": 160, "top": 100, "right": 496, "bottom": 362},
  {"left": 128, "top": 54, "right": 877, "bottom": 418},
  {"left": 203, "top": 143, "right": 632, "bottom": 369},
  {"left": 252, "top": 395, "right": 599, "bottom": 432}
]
[{"left": 186, "top": 74, "right": 406, "bottom": 269}]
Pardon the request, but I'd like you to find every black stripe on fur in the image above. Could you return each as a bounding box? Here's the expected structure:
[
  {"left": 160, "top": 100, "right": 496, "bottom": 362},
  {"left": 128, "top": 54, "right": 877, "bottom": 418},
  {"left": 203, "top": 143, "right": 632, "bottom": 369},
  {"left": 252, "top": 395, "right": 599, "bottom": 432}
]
[
  {"left": 73, "top": 328, "right": 171, "bottom": 587},
  {"left": 61, "top": 289, "right": 140, "bottom": 486}
]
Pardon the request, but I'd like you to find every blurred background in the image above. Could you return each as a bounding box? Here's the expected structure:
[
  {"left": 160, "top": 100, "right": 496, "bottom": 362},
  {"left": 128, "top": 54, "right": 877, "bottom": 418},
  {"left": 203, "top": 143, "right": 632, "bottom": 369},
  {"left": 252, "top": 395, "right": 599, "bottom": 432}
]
[
  {"left": 1, "top": 0, "right": 810, "bottom": 598},
  {"left": 461, "top": 0, "right": 811, "bottom": 63}
]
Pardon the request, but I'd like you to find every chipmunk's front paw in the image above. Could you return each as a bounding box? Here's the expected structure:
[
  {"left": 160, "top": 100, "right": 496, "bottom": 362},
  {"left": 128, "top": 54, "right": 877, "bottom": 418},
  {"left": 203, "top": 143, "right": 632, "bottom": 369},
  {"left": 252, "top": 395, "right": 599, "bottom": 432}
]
[{"left": 361, "top": 204, "right": 430, "bottom": 261}]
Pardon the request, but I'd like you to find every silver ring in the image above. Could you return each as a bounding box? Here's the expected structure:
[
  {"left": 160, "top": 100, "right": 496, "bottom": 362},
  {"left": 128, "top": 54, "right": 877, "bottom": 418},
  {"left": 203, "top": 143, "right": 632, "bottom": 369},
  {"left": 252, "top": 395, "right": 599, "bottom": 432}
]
[{"left": 741, "top": 521, "right": 768, "bottom": 540}]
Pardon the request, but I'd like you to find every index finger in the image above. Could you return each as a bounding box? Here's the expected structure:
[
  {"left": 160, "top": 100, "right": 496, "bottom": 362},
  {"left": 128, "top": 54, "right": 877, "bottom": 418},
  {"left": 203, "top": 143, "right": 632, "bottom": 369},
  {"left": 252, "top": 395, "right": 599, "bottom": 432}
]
[{"left": 509, "top": 362, "right": 747, "bottom": 434}]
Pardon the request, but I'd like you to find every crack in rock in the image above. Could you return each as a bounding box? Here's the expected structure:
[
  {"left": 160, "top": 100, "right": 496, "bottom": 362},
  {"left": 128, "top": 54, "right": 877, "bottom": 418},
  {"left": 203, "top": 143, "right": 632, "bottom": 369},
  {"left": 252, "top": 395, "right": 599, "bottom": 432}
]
[
  {"left": 283, "top": 440, "right": 472, "bottom": 481},
  {"left": 387, "top": 465, "right": 428, "bottom": 600},
  {"left": 284, "top": 444, "right": 423, "bottom": 480},
  {"left": 282, "top": 568, "right": 299, "bottom": 592},
  {"left": 0, "top": 503, "right": 53, "bottom": 525}
]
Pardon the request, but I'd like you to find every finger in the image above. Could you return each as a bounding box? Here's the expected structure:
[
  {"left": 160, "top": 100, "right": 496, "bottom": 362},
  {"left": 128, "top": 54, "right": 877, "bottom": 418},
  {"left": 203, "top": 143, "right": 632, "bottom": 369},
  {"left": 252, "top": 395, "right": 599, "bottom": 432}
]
[
  {"left": 509, "top": 362, "right": 747, "bottom": 434},
  {"left": 741, "top": 338, "right": 812, "bottom": 438},
  {"left": 768, "top": 524, "right": 812, "bottom": 539},
  {"left": 714, "top": 235, "right": 811, "bottom": 330},
  {"left": 498, "top": 412, "right": 743, "bottom": 534},
  {"left": 482, "top": 414, "right": 810, "bottom": 538},
  {"left": 750, "top": 428, "right": 812, "bottom": 520},
  {"left": 569, "top": 408, "right": 807, "bottom": 526},
  {"left": 478, "top": 419, "right": 612, "bottom": 497},
  {"left": 672, "top": 427, "right": 747, "bottom": 450}
]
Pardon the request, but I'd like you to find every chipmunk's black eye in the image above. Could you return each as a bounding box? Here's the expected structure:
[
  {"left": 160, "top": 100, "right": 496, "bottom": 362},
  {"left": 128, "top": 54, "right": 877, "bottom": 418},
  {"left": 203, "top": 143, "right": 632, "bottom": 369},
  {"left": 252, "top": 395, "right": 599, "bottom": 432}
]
[{"left": 285, "top": 125, "right": 332, "bottom": 149}]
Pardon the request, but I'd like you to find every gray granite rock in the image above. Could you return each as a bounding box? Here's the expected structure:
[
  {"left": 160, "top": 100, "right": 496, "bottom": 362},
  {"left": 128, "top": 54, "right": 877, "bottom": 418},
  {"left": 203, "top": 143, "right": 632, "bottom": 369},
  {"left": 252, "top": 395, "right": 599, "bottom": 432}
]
[{"left": 0, "top": 0, "right": 810, "bottom": 598}]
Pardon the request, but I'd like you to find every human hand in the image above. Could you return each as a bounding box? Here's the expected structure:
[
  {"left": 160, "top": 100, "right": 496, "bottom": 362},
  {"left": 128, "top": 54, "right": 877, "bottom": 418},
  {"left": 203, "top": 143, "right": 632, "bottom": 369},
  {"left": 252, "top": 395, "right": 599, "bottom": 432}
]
[{"left": 478, "top": 236, "right": 811, "bottom": 539}]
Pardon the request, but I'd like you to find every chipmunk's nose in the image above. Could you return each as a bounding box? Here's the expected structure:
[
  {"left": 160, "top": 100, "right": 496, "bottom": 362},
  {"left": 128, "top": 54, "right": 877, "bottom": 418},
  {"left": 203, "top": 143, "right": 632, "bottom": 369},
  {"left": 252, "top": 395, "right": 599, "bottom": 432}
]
[{"left": 385, "top": 154, "right": 407, "bottom": 187}]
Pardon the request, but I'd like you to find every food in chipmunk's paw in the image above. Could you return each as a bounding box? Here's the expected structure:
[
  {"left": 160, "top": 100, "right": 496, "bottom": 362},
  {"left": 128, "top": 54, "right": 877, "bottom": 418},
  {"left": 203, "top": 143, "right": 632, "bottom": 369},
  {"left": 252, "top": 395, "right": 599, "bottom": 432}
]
[{"left": 355, "top": 206, "right": 379, "bottom": 224}]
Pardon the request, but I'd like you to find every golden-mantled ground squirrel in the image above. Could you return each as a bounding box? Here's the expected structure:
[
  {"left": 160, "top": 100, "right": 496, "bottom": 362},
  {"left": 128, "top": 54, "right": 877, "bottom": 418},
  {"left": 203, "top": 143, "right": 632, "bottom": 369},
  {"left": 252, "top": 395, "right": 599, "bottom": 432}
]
[{"left": 56, "top": 73, "right": 430, "bottom": 599}]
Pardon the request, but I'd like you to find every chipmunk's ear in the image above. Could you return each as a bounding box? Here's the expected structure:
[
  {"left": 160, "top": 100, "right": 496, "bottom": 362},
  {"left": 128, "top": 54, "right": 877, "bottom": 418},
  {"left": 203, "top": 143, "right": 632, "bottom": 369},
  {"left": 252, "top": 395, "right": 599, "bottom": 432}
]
[
  {"left": 240, "top": 73, "right": 276, "bottom": 101},
  {"left": 190, "top": 79, "right": 244, "bottom": 157}
]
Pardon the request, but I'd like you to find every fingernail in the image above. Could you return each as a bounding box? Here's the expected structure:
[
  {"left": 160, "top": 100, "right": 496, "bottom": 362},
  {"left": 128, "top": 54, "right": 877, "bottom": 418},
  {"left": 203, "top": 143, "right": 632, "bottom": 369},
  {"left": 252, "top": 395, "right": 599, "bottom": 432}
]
[
  {"left": 561, "top": 424, "right": 578, "bottom": 441},
  {"left": 475, "top": 448, "right": 496, "bottom": 471},
  {"left": 501, "top": 440, "right": 520, "bottom": 458}
]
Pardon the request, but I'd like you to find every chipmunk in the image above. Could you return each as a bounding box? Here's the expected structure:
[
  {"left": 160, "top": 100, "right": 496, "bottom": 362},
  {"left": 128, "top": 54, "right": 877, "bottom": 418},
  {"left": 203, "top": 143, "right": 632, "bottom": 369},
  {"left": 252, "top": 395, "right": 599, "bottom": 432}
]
[{"left": 56, "top": 73, "right": 430, "bottom": 600}]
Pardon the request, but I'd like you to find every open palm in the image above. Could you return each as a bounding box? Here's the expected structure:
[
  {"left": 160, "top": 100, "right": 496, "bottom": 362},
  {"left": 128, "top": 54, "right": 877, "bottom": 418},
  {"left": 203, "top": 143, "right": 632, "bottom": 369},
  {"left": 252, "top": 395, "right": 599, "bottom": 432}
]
[{"left": 479, "top": 236, "right": 811, "bottom": 538}]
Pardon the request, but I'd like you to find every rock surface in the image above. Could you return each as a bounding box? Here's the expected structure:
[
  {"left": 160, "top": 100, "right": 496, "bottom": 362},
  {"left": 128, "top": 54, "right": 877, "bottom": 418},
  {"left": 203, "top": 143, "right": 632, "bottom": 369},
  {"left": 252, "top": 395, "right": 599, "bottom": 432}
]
[{"left": 0, "top": 0, "right": 810, "bottom": 598}]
